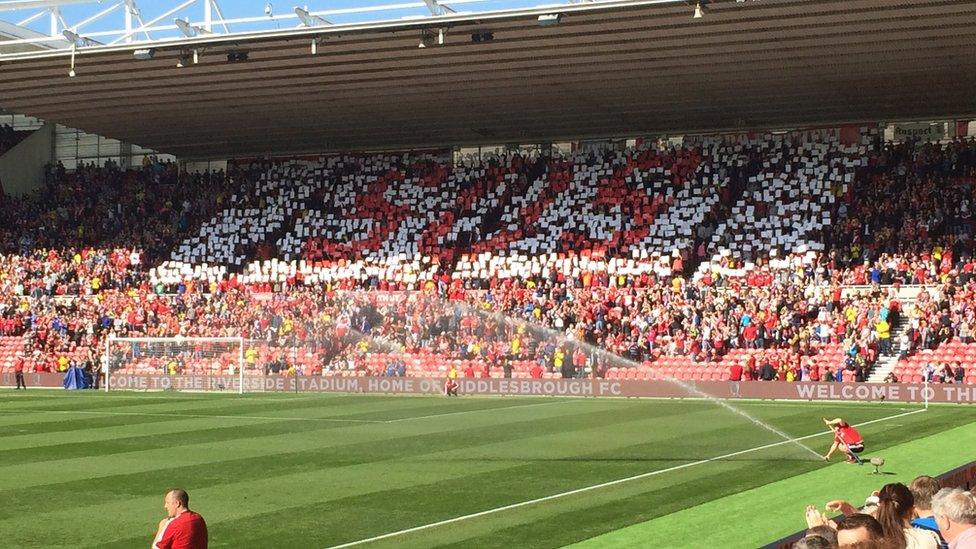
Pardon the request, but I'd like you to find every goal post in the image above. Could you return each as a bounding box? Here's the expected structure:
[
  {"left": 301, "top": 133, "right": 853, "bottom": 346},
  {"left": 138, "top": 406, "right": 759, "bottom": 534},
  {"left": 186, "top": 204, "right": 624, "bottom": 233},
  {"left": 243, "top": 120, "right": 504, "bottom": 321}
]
[{"left": 104, "top": 336, "right": 246, "bottom": 394}]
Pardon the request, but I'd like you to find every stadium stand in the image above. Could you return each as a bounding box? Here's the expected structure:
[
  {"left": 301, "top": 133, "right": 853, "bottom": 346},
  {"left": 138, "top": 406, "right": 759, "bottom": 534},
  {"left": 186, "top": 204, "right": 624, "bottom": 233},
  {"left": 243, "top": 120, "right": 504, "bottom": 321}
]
[{"left": 2, "top": 130, "right": 976, "bottom": 384}]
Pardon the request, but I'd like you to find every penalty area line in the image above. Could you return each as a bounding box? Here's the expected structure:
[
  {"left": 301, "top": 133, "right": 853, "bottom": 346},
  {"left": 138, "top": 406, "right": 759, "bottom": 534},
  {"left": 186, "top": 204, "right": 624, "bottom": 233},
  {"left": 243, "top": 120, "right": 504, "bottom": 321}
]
[{"left": 324, "top": 408, "right": 926, "bottom": 548}]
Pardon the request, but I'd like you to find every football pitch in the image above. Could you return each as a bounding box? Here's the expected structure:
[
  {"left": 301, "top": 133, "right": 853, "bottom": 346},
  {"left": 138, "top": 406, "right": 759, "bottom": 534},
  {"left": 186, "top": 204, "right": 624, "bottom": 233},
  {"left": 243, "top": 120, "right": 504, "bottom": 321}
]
[{"left": 1, "top": 391, "right": 974, "bottom": 548}]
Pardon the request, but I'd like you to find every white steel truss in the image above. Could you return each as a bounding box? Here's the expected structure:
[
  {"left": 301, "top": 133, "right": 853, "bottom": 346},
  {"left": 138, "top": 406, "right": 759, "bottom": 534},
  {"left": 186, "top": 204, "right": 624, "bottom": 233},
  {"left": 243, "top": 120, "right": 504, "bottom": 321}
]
[{"left": 0, "top": 0, "right": 507, "bottom": 53}]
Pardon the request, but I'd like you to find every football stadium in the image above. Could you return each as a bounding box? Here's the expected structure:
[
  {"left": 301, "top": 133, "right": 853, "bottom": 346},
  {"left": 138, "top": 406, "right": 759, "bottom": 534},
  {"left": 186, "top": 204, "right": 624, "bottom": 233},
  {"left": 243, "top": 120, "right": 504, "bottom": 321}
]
[{"left": 2, "top": 1, "right": 976, "bottom": 548}]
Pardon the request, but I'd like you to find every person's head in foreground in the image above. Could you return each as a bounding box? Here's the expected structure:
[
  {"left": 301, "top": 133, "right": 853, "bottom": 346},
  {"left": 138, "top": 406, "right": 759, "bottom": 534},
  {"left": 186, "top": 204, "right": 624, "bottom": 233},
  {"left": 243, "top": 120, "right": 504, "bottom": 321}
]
[
  {"left": 931, "top": 488, "right": 976, "bottom": 546},
  {"left": 875, "top": 483, "right": 915, "bottom": 536},
  {"left": 155, "top": 488, "right": 207, "bottom": 549},
  {"left": 836, "top": 513, "right": 885, "bottom": 547},
  {"left": 805, "top": 525, "right": 838, "bottom": 547},
  {"left": 164, "top": 489, "right": 191, "bottom": 518},
  {"left": 793, "top": 534, "right": 834, "bottom": 549},
  {"left": 908, "top": 476, "right": 942, "bottom": 516}
]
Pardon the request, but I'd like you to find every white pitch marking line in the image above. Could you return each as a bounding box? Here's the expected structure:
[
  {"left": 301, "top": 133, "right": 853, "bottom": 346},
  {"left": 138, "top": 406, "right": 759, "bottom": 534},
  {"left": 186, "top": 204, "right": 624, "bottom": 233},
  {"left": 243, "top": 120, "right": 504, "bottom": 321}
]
[
  {"left": 324, "top": 408, "right": 926, "bottom": 548},
  {"left": 384, "top": 399, "right": 574, "bottom": 423},
  {"left": 0, "top": 409, "right": 385, "bottom": 424}
]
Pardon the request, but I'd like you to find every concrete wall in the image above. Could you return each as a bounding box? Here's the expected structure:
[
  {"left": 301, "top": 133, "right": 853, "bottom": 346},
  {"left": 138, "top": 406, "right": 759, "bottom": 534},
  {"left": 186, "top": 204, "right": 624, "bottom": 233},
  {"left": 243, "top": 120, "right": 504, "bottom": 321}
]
[{"left": 0, "top": 122, "right": 53, "bottom": 197}]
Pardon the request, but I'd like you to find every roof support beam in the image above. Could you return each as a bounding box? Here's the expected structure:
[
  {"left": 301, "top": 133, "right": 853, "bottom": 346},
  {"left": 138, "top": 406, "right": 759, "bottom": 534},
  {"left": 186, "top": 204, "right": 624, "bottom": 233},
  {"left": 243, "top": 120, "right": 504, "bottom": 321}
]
[
  {"left": 68, "top": 2, "right": 123, "bottom": 34},
  {"left": 423, "top": 0, "right": 456, "bottom": 16},
  {"left": 0, "top": 18, "right": 66, "bottom": 48},
  {"left": 108, "top": 0, "right": 196, "bottom": 44},
  {"left": 15, "top": 8, "right": 45, "bottom": 25},
  {"left": 209, "top": 1, "right": 231, "bottom": 34},
  {"left": 0, "top": 0, "right": 504, "bottom": 51},
  {"left": 0, "top": 0, "right": 95, "bottom": 11}
]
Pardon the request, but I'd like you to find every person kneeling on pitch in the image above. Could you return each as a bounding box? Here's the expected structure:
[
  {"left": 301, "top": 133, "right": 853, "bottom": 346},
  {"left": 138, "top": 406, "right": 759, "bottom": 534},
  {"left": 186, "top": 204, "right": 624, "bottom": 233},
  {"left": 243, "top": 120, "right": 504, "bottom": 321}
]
[
  {"left": 444, "top": 377, "right": 459, "bottom": 397},
  {"left": 822, "top": 417, "right": 864, "bottom": 464},
  {"left": 444, "top": 364, "right": 459, "bottom": 397}
]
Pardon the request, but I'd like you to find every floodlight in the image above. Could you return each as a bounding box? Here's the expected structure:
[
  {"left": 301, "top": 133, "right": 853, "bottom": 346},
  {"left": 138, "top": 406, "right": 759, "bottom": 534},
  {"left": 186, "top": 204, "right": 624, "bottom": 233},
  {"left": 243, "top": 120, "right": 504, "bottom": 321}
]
[
  {"left": 295, "top": 7, "right": 330, "bottom": 27},
  {"left": 124, "top": 0, "right": 140, "bottom": 17},
  {"left": 174, "top": 18, "right": 210, "bottom": 38},
  {"left": 62, "top": 29, "right": 97, "bottom": 47},
  {"left": 133, "top": 48, "right": 155, "bottom": 60},
  {"left": 538, "top": 13, "right": 562, "bottom": 26}
]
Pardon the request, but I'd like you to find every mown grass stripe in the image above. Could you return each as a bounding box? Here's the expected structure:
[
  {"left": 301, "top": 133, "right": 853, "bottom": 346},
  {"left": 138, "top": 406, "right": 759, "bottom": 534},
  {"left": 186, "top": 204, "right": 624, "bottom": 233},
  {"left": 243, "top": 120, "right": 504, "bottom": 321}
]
[
  {"left": 0, "top": 394, "right": 207, "bottom": 412},
  {"left": 32, "top": 405, "right": 770, "bottom": 548},
  {"left": 0, "top": 415, "right": 361, "bottom": 467},
  {"left": 0, "top": 397, "right": 579, "bottom": 453},
  {"left": 0, "top": 403, "right": 729, "bottom": 540},
  {"left": 0, "top": 412, "right": 211, "bottom": 437},
  {"left": 0, "top": 400, "right": 579, "bottom": 457},
  {"left": 0, "top": 392, "right": 389, "bottom": 418},
  {"left": 0, "top": 415, "right": 275, "bottom": 452},
  {"left": 143, "top": 408, "right": 831, "bottom": 548},
  {"left": 0, "top": 394, "right": 479, "bottom": 433},
  {"left": 0, "top": 398, "right": 677, "bottom": 490},
  {"left": 1, "top": 393, "right": 963, "bottom": 549},
  {"left": 0, "top": 399, "right": 673, "bottom": 511},
  {"left": 571, "top": 410, "right": 976, "bottom": 549},
  {"left": 323, "top": 408, "right": 933, "bottom": 549}
]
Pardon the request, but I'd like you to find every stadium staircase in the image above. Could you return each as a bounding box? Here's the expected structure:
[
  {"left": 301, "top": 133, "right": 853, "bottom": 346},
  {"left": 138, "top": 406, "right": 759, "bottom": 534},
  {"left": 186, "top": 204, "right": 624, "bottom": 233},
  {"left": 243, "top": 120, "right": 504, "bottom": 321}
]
[{"left": 868, "top": 297, "right": 915, "bottom": 383}]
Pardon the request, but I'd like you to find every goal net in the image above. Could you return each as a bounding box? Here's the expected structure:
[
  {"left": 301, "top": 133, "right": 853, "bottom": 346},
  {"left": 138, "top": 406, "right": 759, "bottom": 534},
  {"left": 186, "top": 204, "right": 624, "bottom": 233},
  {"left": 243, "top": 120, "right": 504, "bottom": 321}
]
[{"left": 104, "top": 337, "right": 247, "bottom": 394}]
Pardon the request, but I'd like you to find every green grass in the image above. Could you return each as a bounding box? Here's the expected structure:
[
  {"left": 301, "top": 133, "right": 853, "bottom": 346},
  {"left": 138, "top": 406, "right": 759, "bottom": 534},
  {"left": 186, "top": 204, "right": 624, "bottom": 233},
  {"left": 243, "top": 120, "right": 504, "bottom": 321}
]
[{"left": 0, "top": 390, "right": 973, "bottom": 549}]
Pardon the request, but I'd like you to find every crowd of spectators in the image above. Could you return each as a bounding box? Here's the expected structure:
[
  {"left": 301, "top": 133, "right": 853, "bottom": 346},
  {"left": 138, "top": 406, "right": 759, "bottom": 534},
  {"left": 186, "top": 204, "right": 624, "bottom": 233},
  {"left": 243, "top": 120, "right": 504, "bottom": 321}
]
[
  {"left": 2, "top": 134, "right": 976, "bottom": 382},
  {"left": 798, "top": 475, "right": 976, "bottom": 548}
]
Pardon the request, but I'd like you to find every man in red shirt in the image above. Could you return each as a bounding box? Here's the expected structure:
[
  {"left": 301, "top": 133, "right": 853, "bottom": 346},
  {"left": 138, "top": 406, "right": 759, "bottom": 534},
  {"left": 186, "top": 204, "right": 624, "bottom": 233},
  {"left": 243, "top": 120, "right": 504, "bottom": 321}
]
[
  {"left": 822, "top": 417, "right": 865, "bottom": 464},
  {"left": 727, "top": 362, "right": 744, "bottom": 397},
  {"left": 155, "top": 489, "right": 208, "bottom": 549},
  {"left": 14, "top": 352, "right": 27, "bottom": 390},
  {"left": 728, "top": 363, "right": 743, "bottom": 381}
]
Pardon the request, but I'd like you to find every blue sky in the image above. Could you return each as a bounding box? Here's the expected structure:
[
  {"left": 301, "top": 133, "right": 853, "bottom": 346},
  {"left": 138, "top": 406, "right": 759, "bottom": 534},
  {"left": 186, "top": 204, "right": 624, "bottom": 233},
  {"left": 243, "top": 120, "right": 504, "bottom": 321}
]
[{"left": 3, "top": 0, "right": 557, "bottom": 40}]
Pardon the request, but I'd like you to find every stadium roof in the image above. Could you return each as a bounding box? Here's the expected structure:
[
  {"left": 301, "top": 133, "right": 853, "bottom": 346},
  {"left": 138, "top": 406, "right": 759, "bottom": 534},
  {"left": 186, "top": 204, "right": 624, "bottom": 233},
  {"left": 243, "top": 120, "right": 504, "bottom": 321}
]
[{"left": 1, "top": 0, "right": 975, "bottom": 159}]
